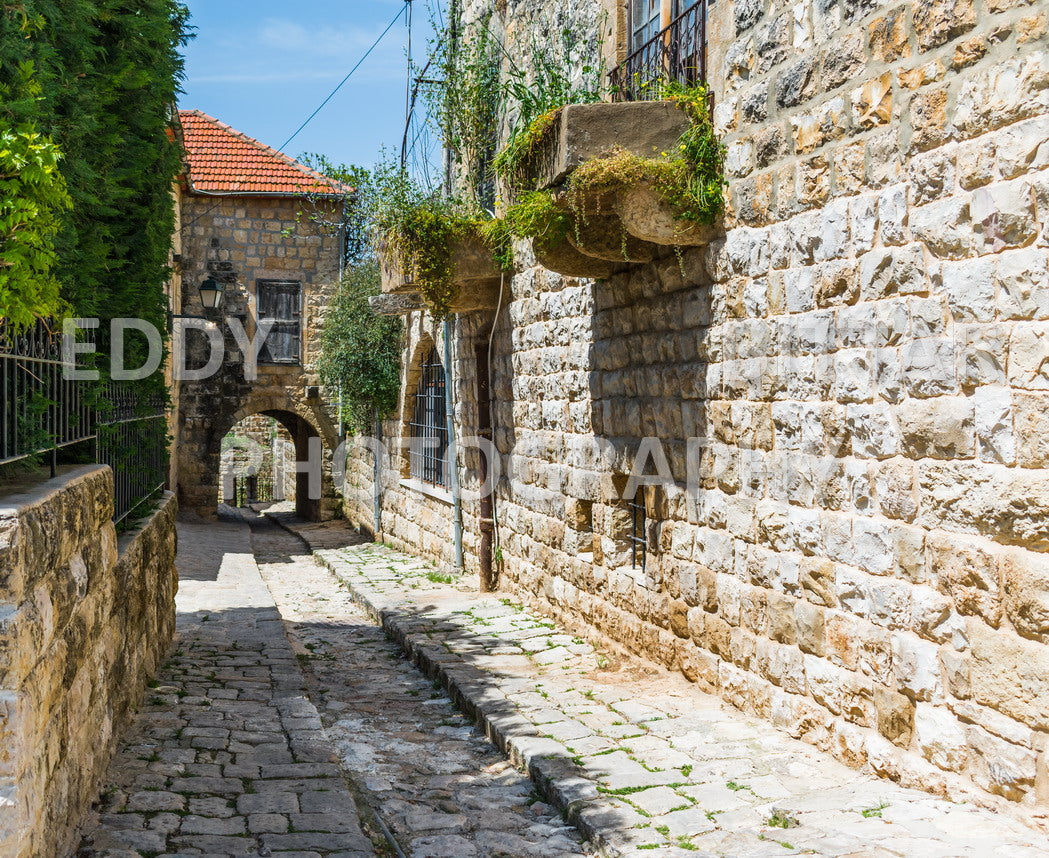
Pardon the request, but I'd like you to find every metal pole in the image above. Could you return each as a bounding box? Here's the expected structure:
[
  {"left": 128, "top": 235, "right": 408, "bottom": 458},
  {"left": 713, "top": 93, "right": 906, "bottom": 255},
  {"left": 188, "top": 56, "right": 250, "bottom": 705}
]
[
  {"left": 442, "top": 319, "right": 464, "bottom": 571},
  {"left": 372, "top": 408, "right": 382, "bottom": 538}
]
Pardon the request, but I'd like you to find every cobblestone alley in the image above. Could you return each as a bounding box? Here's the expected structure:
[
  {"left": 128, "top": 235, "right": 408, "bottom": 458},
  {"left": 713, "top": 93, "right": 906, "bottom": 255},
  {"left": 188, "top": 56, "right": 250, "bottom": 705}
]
[{"left": 76, "top": 512, "right": 1049, "bottom": 857}]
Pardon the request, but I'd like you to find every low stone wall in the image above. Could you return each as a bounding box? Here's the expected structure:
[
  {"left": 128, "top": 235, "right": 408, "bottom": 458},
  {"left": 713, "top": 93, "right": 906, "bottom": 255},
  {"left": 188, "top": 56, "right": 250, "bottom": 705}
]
[{"left": 0, "top": 466, "right": 178, "bottom": 858}]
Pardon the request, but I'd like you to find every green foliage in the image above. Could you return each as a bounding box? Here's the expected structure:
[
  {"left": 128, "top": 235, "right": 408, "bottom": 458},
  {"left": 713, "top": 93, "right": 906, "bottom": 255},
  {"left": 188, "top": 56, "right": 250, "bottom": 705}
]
[
  {"left": 485, "top": 189, "right": 571, "bottom": 261},
  {"left": 0, "top": 0, "right": 190, "bottom": 384},
  {"left": 494, "top": 83, "right": 726, "bottom": 255},
  {"left": 661, "top": 81, "right": 727, "bottom": 225},
  {"left": 317, "top": 261, "right": 403, "bottom": 434},
  {"left": 427, "top": 15, "right": 501, "bottom": 209},
  {"left": 0, "top": 124, "right": 71, "bottom": 328},
  {"left": 493, "top": 29, "right": 606, "bottom": 190},
  {"left": 371, "top": 157, "right": 490, "bottom": 319},
  {"left": 293, "top": 153, "right": 370, "bottom": 265}
]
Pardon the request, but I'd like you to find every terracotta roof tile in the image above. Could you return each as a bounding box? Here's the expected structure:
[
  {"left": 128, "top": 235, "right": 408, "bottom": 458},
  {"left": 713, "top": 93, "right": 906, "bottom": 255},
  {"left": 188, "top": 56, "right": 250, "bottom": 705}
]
[{"left": 177, "top": 110, "right": 351, "bottom": 197}]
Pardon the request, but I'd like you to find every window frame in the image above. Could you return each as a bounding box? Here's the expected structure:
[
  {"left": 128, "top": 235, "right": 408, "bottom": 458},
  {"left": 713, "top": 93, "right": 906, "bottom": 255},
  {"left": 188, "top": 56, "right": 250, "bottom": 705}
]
[
  {"left": 408, "top": 346, "right": 450, "bottom": 490},
  {"left": 256, "top": 279, "right": 303, "bottom": 366},
  {"left": 629, "top": 491, "right": 648, "bottom": 572}
]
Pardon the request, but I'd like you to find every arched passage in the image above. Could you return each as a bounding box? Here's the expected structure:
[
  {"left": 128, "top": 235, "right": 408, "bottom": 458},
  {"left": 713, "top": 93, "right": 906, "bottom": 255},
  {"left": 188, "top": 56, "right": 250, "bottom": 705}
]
[{"left": 178, "top": 393, "right": 341, "bottom": 523}]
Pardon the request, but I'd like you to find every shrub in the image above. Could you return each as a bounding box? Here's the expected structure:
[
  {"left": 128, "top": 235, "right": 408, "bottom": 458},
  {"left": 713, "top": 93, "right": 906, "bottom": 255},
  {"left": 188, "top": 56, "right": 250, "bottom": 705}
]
[{"left": 318, "top": 261, "right": 403, "bottom": 434}]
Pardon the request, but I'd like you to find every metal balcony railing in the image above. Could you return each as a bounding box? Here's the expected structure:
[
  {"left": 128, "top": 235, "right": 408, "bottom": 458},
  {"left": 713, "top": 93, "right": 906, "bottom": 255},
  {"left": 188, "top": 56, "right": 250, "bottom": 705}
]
[{"left": 610, "top": 3, "right": 708, "bottom": 101}]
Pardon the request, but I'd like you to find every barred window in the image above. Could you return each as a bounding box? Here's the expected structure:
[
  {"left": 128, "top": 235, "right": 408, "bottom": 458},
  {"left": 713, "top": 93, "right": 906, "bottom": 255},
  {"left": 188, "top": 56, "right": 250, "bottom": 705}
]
[
  {"left": 409, "top": 347, "right": 449, "bottom": 488},
  {"left": 257, "top": 280, "right": 302, "bottom": 365},
  {"left": 629, "top": 491, "right": 647, "bottom": 572}
]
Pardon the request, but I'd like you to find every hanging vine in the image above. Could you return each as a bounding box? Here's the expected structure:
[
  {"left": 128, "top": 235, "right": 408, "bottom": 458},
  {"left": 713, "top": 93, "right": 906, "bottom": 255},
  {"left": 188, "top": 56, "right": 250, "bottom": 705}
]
[{"left": 493, "top": 82, "right": 727, "bottom": 256}]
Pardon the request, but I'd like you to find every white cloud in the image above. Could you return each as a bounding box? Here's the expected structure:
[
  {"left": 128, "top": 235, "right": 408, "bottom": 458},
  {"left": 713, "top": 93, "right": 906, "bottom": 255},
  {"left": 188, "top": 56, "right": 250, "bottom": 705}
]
[{"left": 256, "top": 18, "right": 392, "bottom": 57}]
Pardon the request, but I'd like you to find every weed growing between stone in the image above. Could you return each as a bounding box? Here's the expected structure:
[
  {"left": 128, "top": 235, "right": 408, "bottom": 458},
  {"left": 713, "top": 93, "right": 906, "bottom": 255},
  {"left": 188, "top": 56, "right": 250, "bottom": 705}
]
[
  {"left": 492, "top": 27, "right": 606, "bottom": 190},
  {"left": 491, "top": 83, "right": 727, "bottom": 261}
]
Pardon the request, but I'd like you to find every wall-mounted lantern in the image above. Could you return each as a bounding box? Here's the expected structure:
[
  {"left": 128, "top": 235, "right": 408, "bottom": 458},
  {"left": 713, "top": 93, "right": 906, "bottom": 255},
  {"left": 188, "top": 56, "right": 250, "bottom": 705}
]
[{"left": 198, "top": 276, "right": 224, "bottom": 310}]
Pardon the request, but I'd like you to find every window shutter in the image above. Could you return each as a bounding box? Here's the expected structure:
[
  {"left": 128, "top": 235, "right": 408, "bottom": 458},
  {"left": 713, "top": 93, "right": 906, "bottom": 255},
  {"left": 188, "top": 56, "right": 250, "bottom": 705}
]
[{"left": 257, "top": 280, "right": 302, "bottom": 365}]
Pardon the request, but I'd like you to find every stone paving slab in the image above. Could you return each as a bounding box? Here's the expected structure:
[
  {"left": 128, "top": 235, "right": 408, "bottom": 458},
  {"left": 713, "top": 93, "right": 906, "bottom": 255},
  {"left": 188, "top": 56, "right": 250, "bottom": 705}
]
[
  {"left": 250, "top": 509, "right": 593, "bottom": 858},
  {"left": 76, "top": 516, "right": 377, "bottom": 858},
  {"left": 270, "top": 514, "right": 1049, "bottom": 858}
]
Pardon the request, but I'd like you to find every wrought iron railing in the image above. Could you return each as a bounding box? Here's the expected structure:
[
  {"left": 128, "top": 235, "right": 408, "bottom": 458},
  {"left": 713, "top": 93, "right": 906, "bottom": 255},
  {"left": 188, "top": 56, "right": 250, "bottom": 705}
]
[
  {"left": 1, "top": 320, "right": 170, "bottom": 526},
  {"left": 233, "top": 473, "right": 275, "bottom": 507},
  {"left": 610, "top": 3, "right": 708, "bottom": 101},
  {"left": 95, "top": 383, "right": 169, "bottom": 525},
  {"left": 0, "top": 321, "right": 95, "bottom": 475}
]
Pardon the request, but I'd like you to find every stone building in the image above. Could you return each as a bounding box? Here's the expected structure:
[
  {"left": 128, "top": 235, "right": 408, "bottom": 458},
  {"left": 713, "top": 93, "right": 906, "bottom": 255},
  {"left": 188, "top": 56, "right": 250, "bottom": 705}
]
[
  {"left": 348, "top": 0, "right": 1049, "bottom": 815},
  {"left": 174, "top": 111, "right": 348, "bottom": 521},
  {"left": 219, "top": 414, "right": 296, "bottom": 506}
]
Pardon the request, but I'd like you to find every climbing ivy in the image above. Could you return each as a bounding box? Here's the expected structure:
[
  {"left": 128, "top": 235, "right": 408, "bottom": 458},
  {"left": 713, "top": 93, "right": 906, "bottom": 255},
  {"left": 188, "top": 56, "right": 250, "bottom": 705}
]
[
  {"left": 0, "top": 0, "right": 190, "bottom": 378},
  {"left": 317, "top": 261, "right": 403, "bottom": 435}
]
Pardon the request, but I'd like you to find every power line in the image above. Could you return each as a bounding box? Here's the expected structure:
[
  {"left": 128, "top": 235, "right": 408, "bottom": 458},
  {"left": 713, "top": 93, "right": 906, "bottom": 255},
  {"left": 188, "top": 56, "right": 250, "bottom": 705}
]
[{"left": 279, "top": 3, "right": 407, "bottom": 153}]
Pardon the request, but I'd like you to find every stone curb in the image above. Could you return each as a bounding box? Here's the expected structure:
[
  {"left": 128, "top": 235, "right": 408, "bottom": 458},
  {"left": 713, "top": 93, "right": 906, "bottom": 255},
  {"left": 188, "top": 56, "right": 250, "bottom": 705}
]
[{"left": 266, "top": 516, "right": 629, "bottom": 857}]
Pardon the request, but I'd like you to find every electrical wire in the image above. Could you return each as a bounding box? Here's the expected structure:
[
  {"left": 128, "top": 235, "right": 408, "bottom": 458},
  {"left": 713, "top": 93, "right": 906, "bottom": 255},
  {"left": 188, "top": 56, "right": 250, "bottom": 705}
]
[
  {"left": 180, "top": 3, "right": 408, "bottom": 234},
  {"left": 279, "top": 3, "right": 408, "bottom": 153}
]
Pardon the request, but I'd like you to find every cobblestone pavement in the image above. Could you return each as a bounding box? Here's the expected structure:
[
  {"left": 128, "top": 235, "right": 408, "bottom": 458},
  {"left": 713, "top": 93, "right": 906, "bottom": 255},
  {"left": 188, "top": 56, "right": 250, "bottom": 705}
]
[
  {"left": 77, "top": 515, "right": 376, "bottom": 857},
  {"left": 250, "top": 512, "right": 592, "bottom": 858},
  {"left": 270, "top": 515, "right": 1049, "bottom": 858},
  {"left": 78, "top": 510, "right": 591, "bottom": 858}
]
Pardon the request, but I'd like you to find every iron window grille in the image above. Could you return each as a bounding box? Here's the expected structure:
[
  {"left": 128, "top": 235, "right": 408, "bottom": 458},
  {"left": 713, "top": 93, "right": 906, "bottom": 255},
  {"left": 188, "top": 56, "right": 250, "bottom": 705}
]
[
  {"left": 257, "top": 280, "right": 302, "bottom": 365},
  {"left": 409, "top": 346, "right": 450, "bottom": 489},
  {"left": 611, "top": 0, "right": 709, "bottom": 101},
  {"left": 629, "top": 491, "right": 648, "bottom": 572}
]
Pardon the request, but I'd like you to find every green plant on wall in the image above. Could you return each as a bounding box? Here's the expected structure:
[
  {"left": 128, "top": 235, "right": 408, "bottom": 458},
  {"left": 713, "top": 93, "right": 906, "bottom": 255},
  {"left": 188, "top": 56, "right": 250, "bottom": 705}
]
[
  {"left": 494, "top": 82, "right": 726, "bottom": 256},
  {"left": 493, "top": 28, "right": 607, "bottom": 192},
  {"left": 427, "top": 12, "right": 502, "bottom": 210},
  {"left": 371, "top": 156, "right": 498, "bottom": 318},
  {"left": 318, "top": 260, "right": 403, "bottom": 435}
]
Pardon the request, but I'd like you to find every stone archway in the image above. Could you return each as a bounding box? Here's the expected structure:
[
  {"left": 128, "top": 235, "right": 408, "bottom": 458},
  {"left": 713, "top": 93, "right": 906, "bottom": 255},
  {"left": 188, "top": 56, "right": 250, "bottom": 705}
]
[{"left": 177, "top": 391, "right": 341, "bottom": 523}]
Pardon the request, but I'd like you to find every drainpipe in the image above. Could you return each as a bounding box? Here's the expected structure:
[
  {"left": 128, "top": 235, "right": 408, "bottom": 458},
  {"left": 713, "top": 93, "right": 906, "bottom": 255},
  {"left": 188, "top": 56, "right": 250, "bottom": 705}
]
[
  {"left": 372, "top": 408, "right": 382, "bottom": 538},
  {"left": 443, "top": 318, "right": 464, "bottom": 571}
]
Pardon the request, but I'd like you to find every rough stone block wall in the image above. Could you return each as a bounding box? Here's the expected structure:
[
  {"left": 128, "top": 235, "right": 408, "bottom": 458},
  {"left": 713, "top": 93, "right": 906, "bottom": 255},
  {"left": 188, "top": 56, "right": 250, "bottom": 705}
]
[
  {"left": 343, "top": 314, "right": 489, "bottom": 570},
  {"left": 220, "top": 415, "right": 296, "bottom": 502},
  {"left": 352, "top": 0, "right": 1049, "bottom": 814},
  {"left": 177, "top": 194, "right": 343, "bottom": 519},
  {"left": 0, "top": 467, "right": 178, "bottom": 857}
]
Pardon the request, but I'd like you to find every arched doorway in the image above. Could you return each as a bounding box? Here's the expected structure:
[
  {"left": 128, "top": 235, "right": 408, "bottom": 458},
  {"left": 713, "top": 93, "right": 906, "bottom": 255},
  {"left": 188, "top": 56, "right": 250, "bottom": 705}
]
[
  {"left": 220, "top": 415, "right": 296, "bottom": 509},
  {"left": 178, "top": 395, "right": 341, "bottom": 523}
]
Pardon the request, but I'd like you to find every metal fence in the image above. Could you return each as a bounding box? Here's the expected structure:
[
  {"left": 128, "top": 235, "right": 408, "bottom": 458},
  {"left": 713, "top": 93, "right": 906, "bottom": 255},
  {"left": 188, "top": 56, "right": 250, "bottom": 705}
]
[
  {"left": 1, "top": 321, "right": 169, "bottom": 525},
  {"left": 95, "top": 383, "right": 169, "bottom": 525},
  {"left": 0, "top": 322, "right": 95, "bottom": 475},
  {"left": 233, "top": 473, "right": 275, "bottom": 508},
  {"left": 610, "top": 3, "right": 708, "bottom": 101}
]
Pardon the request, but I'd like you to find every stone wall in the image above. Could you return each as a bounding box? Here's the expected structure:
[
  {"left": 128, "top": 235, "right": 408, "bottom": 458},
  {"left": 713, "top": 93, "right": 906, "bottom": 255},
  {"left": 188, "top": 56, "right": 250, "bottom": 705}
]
[
  {"left": 220, "top": 415, "right": 296, "bottom": 504},
  {"left": 351, "top": 0, "right": 1049, "bottom": 814},
  {"left": 177, "top": 193, "right": 344, "bottom": 520},
  {"left": 0, "top": 466, "right": 178, "bottom": 857}
]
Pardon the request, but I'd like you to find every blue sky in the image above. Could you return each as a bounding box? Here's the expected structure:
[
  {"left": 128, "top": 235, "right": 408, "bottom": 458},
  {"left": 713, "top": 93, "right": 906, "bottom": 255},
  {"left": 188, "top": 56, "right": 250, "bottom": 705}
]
[{"left": 178, "top": 1, "right": 441, "bottom": 170}]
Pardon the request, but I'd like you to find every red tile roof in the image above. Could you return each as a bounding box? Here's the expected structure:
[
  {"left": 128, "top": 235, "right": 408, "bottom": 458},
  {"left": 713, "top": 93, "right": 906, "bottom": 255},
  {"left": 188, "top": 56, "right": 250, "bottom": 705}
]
[{"left": 177, "top": 110, "right": 351, "bottom": 197}]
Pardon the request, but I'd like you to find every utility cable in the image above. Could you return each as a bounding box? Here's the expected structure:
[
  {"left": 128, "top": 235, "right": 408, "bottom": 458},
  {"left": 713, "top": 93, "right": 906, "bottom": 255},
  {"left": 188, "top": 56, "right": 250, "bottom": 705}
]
[{"left": 280, "top": 3, "right": 407, "bottom": 152}]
